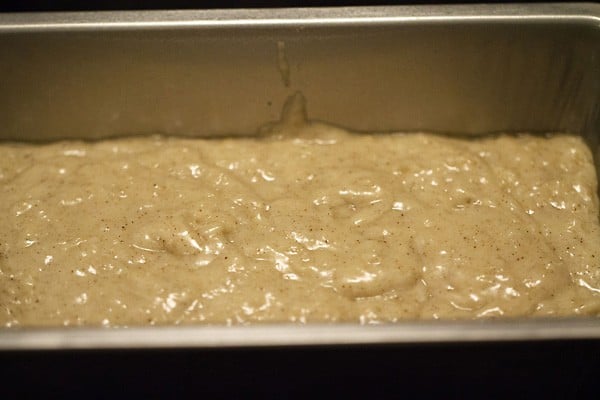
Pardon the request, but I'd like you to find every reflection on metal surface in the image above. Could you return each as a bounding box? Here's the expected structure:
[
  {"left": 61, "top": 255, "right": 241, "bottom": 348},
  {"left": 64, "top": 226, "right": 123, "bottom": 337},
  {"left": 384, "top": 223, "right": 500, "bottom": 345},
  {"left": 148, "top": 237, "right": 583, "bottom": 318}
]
[
  {"left": 0, "top": 319, "right": 599, "bottom": 350},
  {"left": 0, "top": 4, "right": 599, "bottom": 31}
]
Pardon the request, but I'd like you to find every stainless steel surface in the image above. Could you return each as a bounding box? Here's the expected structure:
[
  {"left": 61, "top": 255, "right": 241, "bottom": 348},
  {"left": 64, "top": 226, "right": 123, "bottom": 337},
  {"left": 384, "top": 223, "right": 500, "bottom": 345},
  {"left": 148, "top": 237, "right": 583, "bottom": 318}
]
[
  {"left": 0, "top": 4, "right": 599, "bottom": 349},
  {"left": 1, "top": 319, "right": 599, "bottom": 350},
  {"left": 0, "top": 4, "right": 599, "bottom": 142}
]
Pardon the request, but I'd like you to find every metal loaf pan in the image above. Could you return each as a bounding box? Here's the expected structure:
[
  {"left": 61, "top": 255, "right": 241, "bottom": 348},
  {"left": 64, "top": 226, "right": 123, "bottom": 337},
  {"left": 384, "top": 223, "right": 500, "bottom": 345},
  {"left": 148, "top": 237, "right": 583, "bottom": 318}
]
[{"left": 0, "top": 4, "right": 599, "bottom": 354}]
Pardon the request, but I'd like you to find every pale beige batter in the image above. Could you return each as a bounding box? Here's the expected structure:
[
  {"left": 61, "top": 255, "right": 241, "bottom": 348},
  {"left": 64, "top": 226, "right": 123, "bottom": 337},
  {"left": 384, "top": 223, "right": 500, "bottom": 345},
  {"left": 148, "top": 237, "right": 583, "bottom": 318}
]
[{"left": 1, "top": 100, "right": 599, "bottom": 327}]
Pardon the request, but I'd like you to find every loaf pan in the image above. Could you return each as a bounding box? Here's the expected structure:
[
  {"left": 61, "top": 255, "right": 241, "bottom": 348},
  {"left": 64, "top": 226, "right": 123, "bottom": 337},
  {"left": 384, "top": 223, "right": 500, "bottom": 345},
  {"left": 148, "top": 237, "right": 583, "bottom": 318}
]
[{"left": 0, "top": 3, "right": 599, "bottom": 350}]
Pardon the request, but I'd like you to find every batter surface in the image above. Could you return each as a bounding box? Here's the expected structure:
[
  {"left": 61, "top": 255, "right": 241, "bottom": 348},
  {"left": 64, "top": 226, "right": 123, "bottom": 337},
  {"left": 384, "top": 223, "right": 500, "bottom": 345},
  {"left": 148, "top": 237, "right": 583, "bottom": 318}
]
[{"left": 1, "top": 100, "right": 600, "bottom": 327}]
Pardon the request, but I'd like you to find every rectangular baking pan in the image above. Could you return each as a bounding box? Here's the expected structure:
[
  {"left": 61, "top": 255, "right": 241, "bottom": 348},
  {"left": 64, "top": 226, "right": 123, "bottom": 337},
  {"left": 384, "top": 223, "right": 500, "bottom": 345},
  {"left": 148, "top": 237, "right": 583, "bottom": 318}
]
[{"left": 0, "top": 3, "right": 599, "bottom": 352}]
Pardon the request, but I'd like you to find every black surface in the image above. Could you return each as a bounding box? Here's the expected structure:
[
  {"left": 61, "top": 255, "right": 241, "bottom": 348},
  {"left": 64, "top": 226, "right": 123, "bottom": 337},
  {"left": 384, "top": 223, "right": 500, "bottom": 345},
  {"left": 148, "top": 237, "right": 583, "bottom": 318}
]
[{"left": 1, "top": 340, "right": 599, "bottom": 398}]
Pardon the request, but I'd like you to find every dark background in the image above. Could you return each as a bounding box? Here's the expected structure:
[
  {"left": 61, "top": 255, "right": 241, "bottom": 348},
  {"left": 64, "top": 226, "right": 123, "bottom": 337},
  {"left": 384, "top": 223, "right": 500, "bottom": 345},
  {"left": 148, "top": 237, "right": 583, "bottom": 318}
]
[
  {"left": 2, "top": 341, "right": 599, "bottom": 398},
  {"left": 0, "top": 0, "right": 570, "bottom": 12}
]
